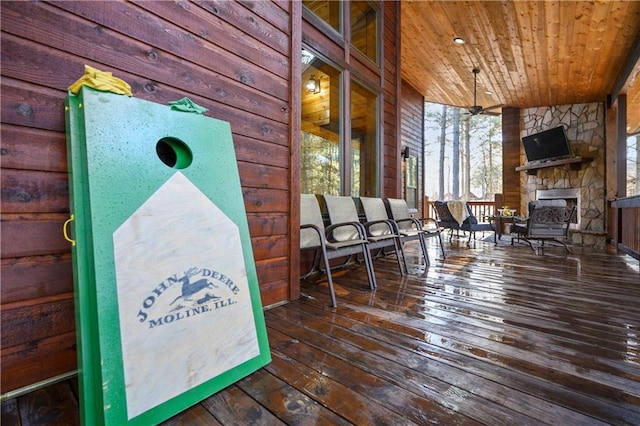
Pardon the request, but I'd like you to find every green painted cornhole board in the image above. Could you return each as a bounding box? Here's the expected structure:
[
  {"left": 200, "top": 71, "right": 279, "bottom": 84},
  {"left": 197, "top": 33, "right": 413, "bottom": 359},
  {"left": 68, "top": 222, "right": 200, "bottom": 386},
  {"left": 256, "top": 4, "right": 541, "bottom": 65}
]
[{"left": 65, "top": 87, "right": 271, "bottom": 425}]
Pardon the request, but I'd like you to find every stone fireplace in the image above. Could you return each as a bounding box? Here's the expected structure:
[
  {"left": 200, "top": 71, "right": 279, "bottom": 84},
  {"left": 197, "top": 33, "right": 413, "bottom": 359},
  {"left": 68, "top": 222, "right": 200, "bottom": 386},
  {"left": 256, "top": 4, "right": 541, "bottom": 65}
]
[{"left": 520, "top": 103, "right": 607, "bottom": 248}]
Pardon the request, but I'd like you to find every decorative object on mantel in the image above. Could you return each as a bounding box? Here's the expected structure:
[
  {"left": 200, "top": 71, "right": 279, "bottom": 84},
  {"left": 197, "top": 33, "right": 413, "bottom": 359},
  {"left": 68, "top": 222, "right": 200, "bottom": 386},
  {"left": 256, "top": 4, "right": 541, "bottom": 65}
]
[{"left": 515, "top": 156, "right": 594, "bottom": 175}]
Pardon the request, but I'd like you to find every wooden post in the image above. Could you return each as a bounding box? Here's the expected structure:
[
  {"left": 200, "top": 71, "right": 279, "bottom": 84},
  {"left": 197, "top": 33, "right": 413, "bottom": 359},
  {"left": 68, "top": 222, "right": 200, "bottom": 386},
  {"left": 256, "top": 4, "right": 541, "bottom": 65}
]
[{"left": 501, "top": 107, "right": 522, "bottom": 213}]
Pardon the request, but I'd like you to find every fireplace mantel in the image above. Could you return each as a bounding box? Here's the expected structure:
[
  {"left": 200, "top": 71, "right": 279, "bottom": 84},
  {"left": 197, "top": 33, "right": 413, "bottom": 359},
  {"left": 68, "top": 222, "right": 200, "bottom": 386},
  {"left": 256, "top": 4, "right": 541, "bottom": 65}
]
[{"left": 515, "top": 156, "right": 594, "bottom": 175}]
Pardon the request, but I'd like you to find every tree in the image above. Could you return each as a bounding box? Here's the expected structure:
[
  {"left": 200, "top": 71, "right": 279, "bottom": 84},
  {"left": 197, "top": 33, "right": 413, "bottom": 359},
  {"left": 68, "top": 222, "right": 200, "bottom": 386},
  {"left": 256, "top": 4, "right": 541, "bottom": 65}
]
[
  {"left": 424, "top": 102, "right": 502, "bottom": 201},
  {"left": 451, "top": 108, "right": 461, "bottom": 199},
  {"left": 463, "top": 115, "right": 471, "bottom": 199},
  {"left": 471, "top": 115, "right": 502, "bottom": 199},
  {"left": 629, "top": 134, "right": 640, "bottom": 196},
  {"left": 438, "top": 104, "right": 447, "bottom": 200}
]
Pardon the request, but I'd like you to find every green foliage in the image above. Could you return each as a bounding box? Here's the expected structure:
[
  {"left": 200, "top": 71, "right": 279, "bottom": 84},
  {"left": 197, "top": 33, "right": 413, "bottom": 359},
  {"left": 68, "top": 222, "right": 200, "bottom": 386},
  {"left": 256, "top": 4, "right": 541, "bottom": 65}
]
[{"left": 301, "top": 132, "right": 341, "bottom": 195}]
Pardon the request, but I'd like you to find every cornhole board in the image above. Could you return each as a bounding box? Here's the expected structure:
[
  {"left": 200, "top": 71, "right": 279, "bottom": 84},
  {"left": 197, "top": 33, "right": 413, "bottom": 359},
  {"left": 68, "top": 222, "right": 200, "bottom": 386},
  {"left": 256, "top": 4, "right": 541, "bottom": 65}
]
[{"left": 65, "top": 87, "right": 271, "bottom": 425}]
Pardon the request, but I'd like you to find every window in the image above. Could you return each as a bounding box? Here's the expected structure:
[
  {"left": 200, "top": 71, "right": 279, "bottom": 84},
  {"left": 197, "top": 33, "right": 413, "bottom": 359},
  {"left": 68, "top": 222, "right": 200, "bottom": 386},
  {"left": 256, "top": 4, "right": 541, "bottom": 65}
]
[
  {"left": 628, "top": 134, "right": 639, "bottom": 196},
  {"left": 350, "top": 79, "right": 378, "bottom": 196},
  {"left": 405, "top": 155, "right": 418, "bottom": 209},
  {"left": 301, "top": 1, "right": 381, "bottom": 197},
  {"left": 303, "top": 0, "right": 341, "bottom": 33},
  {"left": 350, "top": 1, "right": 378, "bottom": 64},
  {"left": 621, "top": 60, "right": 639, "bottom": 197},
  {"left": 301, "top": 51, "right": 342, "bottom": 195}
]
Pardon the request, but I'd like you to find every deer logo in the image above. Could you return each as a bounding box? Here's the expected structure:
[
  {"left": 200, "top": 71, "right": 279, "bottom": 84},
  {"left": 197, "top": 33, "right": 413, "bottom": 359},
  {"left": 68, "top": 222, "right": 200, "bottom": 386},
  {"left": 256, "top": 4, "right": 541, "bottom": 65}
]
[{"left": 170, "top": 267, "right": 219, "bottom": 306}]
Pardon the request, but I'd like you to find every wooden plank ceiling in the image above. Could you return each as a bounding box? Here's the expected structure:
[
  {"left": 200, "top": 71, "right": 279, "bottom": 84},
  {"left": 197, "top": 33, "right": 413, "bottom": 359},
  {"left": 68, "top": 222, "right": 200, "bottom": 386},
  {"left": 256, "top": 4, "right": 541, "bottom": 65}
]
[{"left": 401, "top": 1, "right": 640, "bottom": 134}]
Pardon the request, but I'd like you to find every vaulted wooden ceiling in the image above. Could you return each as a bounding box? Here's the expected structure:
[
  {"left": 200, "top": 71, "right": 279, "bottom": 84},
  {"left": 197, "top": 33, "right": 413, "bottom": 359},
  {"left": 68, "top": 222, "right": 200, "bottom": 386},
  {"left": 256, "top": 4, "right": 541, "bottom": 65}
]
[{"left": 400, "top": 1, "right": 640, "bottom": 134}]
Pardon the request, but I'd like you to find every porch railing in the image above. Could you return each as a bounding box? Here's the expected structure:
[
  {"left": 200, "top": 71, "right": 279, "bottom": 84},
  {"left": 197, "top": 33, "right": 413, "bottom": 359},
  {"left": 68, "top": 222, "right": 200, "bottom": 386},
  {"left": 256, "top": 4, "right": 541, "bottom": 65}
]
[
  {"left": 610, "top": 195, "right": 640, "bottom": 261},
  {"left": 425, "top": 198, "right": 498, "bottom": 221}
]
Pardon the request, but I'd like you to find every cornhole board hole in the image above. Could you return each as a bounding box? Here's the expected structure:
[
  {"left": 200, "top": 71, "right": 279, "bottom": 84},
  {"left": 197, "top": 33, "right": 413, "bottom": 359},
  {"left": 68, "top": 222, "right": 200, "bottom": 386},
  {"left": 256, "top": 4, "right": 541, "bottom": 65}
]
[{"left": 65, "top": 87, "right": 271, "bottom": 425}]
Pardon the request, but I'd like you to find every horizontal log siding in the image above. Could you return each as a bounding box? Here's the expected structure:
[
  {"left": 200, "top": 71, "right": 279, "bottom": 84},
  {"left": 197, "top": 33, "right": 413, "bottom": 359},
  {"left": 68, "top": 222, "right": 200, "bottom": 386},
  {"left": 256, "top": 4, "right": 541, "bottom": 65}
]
[
  {"left": 383, "top": 2, "right": 400, "bottom": 198},
  {"left": 400, "top": 80, "right": 424, "bottom": 216},
  {"left": 0, "top": 0, "right": 293, "bottom": 392}
]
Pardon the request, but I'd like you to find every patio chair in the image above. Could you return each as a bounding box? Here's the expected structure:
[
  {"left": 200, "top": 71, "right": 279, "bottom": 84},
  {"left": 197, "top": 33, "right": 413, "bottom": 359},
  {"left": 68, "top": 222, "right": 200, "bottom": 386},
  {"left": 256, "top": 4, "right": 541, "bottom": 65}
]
[
  {"left": 358, "top": 197, "right": 408, "bottom": 275},
  {"left": 385, "top": 198, "right": 446, "bottom": 267},
  {"left": 434, "top": 201, "right": 494, "bottom": 243},
  {"left": 511, "top": 199, "right": 576, "bottom": 253},
  {"left": 459, "top": 203, "right": 495, "bottom": 243},
  {"left": 300, "top": 194, "right": 377, "bottom": 307},
  {"left": 323, "top": 195, "right": 405, "bottom": 276},
  {"left": 433, "top": 200, "right": 461, "bottom": 240}
]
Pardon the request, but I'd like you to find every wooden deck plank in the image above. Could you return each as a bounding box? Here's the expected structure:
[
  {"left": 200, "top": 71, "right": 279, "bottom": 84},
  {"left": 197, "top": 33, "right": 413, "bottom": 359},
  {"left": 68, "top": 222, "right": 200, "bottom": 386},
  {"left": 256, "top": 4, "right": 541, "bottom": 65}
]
[
  {"left": 276, "top": 295, "right": 630, "bottom": 424},
  {"left": 360, "top": 272, "right": 640, "bottom": 385},
  {"left": 236, "top": 367, "right": 351, "bottom": 425},
  {"left": 16, "top": 380, "right": 79, "bottom": 425},
  {"left": 199, "top": 384, "right": 283, "bottom": 425},
  {"left": 162, "top": 403, "right": 221, "bottom": 426},
  {"left": 268, "top": 300, "right": 606, "bottom": 425},
  {"left": 297, "top": 242, "right": 640, "bottom": 425},
  {"left": 3, "top": 242, "right": 639, "bottom": 425},
  {"left": 1, "top": 398, "right": 20, "bottom": 426},
  {"left": 264, "top": 349, "right": 422, "bottom": 425},
  {"left": 266, "top": 326, "right": 479, "bottom": 425}
]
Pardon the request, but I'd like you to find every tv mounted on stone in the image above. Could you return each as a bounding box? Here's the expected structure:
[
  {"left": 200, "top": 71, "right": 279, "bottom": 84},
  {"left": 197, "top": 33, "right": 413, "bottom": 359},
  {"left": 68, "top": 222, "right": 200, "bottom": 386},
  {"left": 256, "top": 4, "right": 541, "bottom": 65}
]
[{"left": 521, "top": 126, "right": 573, "bottom": 163}]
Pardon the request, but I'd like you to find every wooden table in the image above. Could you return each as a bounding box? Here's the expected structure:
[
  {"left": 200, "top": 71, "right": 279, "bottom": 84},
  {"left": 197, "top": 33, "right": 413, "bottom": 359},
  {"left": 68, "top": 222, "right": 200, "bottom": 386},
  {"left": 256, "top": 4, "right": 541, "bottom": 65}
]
[{"left": 488, "top": 215, "right": 524, "bottom": 243}]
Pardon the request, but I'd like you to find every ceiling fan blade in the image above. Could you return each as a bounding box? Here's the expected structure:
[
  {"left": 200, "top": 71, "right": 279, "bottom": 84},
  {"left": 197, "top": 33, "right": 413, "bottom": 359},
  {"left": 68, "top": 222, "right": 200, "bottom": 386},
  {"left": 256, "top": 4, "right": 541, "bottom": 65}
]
[
  {"left": 479, "top": 109, "right": 502, "bottom": 116},
  {"left": 482, "top": 104, "right": 504, "bottom": 111},
  {"left": 478, "top": 104, "right": 503, "bottom": 116}
]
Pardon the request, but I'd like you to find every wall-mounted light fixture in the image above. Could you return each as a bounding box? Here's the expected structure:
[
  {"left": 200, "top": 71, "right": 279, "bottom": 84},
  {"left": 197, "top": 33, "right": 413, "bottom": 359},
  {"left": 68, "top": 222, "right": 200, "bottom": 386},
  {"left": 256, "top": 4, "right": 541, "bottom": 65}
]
[
  {"left": 401, "top": 146, "right": 410, "bottom": 160},
  {"left": 306, "top": 74, "right": 321, "bottom": 94}
]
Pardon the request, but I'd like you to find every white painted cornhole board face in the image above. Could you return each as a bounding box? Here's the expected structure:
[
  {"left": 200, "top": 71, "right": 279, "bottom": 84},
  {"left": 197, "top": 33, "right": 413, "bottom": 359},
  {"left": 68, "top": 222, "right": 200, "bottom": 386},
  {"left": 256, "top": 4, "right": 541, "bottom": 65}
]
[
  {"left": 65, "top": 87, "right": 270, "bottom": 425},
  {"left": 113, "top": 172, "right": 259, "bottom": 418}
]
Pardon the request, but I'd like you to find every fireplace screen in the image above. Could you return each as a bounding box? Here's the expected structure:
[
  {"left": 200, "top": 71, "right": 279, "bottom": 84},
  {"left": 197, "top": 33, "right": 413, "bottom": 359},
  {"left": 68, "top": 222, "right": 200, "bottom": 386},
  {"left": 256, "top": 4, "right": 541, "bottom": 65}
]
[{"left": 536, "top": 188, "right": 579, "bottom": 226}]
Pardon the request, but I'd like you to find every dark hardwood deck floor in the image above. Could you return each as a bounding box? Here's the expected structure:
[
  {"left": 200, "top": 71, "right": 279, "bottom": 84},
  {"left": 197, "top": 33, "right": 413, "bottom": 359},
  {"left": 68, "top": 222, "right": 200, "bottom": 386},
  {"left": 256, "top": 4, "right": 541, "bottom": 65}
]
[{"left": 3, "top": 237, "right": 640, "bottom": 425}]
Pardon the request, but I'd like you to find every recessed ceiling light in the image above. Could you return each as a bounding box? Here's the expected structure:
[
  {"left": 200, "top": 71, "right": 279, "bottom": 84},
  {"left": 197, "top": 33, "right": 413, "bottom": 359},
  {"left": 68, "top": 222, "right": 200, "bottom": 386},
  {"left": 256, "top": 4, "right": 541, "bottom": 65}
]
[
  {"left": 453, "top": 37, "right": 465, "bottom": 44},
  {"left": 485, "top": 91, "right": 493, "bottom": 95}
]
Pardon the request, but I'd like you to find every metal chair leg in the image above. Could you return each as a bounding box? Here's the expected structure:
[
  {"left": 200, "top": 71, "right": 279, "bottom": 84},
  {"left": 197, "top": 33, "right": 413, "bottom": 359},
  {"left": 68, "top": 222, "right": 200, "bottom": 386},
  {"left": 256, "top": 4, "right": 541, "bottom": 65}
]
[
  {"left": 361, "top": 243, "right": 377, "bottom": 290},
  {"left": 323, "top": 253, "right": 338, "bottom": 308},
  {"left": 437, "top": 231, "right": 446, "bottom": 259},
  {"left": 319, "top": 247, "right": 338, "bottom": 307},
  {"left": 394, "top": 237, "right": 408, "bottom": 275},
  {"left": 419, "top": 233, "right": 430, "bottom": 267}
]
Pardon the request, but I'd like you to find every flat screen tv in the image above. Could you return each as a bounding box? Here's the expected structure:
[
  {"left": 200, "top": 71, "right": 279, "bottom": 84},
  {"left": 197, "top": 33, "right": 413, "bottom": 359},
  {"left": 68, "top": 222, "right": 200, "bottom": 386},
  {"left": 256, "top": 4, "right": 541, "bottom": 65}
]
[{"left": 521, "top": 126, "right": 573, "bottom": 163}]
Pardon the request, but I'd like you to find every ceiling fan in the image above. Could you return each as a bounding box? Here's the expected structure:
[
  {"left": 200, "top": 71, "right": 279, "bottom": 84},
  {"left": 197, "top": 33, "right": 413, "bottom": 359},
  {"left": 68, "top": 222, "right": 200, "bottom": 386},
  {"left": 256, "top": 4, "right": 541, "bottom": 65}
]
[{"left": 465, "top": 68, "right": 502, "bottom": 116}]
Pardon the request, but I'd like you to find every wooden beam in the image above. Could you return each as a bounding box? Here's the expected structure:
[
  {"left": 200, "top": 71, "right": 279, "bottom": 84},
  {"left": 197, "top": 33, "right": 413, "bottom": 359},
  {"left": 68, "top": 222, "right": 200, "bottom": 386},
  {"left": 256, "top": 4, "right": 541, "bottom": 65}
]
[
  {"left": 290, "top": 0, "right": 302, "bottom": 304},
  {"left": 610, "top": 33, "right": 640, "bottom": 102},
  {"left": 617, "top": 95, "right": 628, "bottom": 195}
]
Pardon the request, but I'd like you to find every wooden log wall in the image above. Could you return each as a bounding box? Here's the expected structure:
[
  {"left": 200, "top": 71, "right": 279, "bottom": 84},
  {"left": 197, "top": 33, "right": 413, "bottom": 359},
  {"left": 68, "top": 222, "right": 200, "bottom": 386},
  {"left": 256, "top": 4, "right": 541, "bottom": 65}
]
[
  {"left": 382, "top": 3, "right": 401, "bottom": 199},
  {"left": 1, "top": 0, "right": 401, "bottom": 394},
  {"left": 400, "top": 80, "right": 424, "bottom": 216},
  {"left": 0, "top": 0, "right": 294, "bottom": 393}
]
